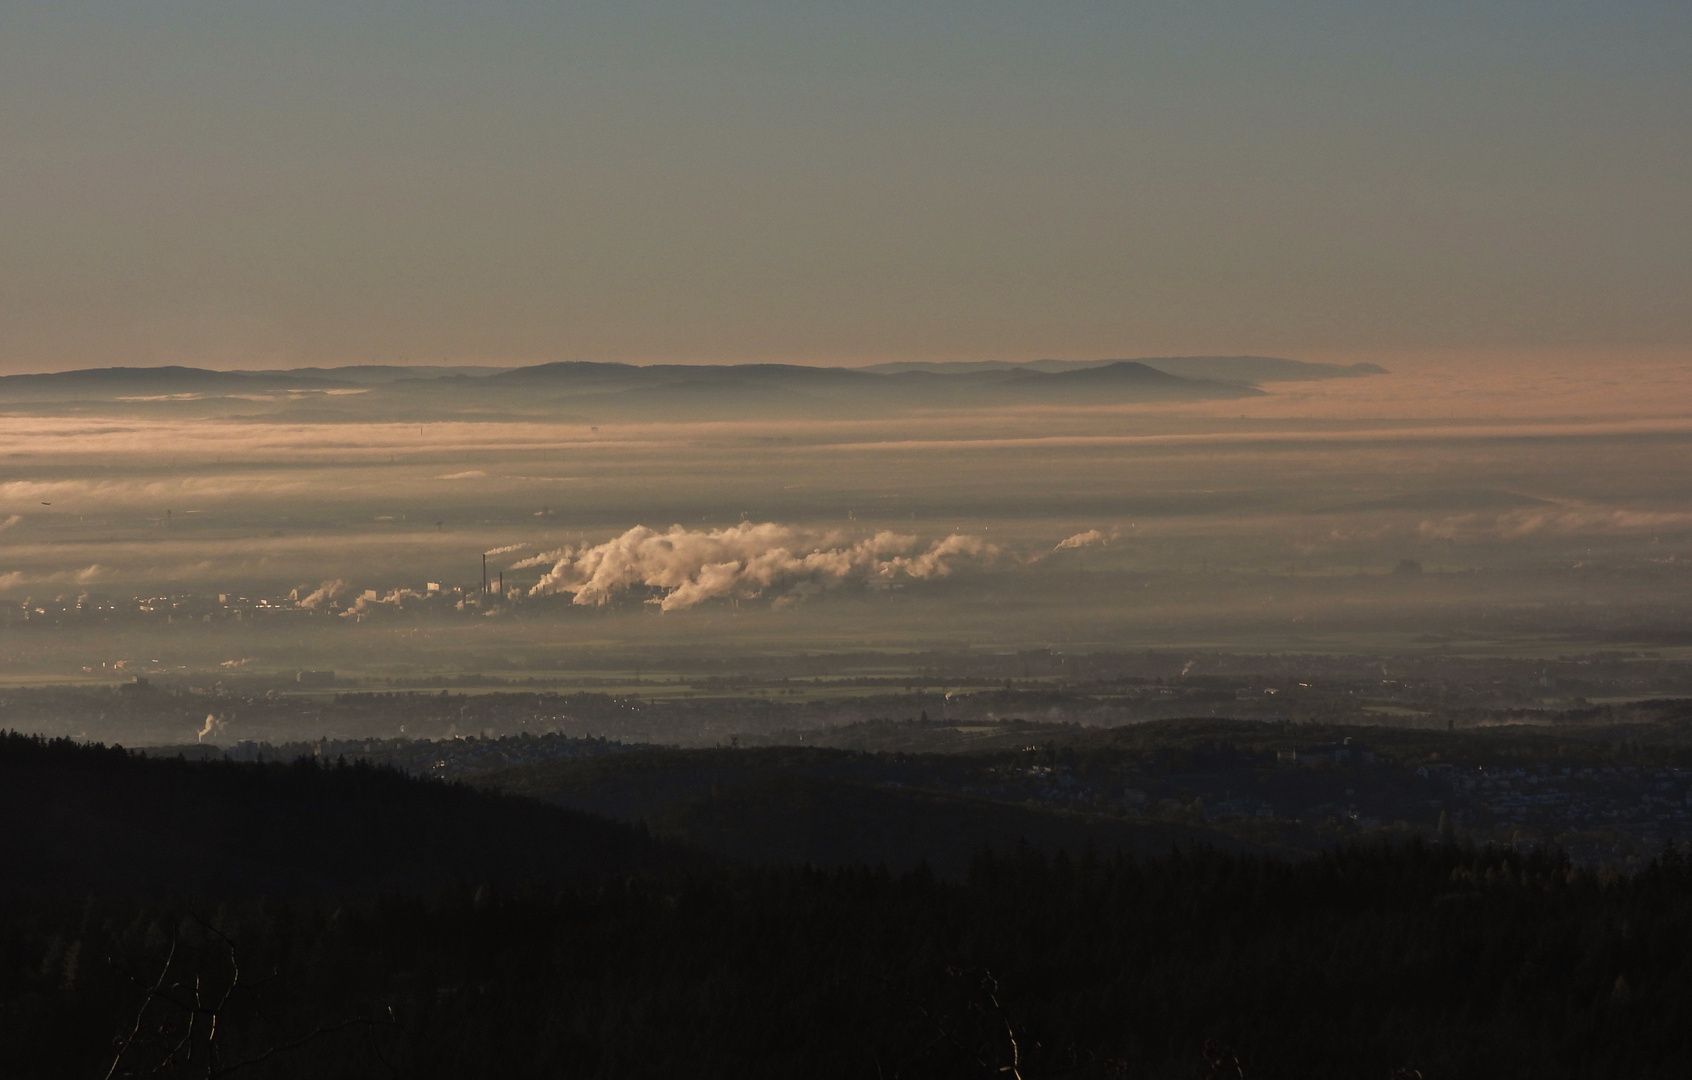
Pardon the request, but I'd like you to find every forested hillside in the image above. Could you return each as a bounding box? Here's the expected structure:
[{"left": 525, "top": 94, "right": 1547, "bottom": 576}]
[
  {"left": 6, "top": 841, "right": 1692, "bottom": 1078},
  {"left": 5, "top": 736, "right": 1692, "bottom": 1079},
  {"left": 0, "top": 733, "right": 672, "bottom": 899},
  {"left": 477, "top": 745, "right": 1271, "bottom": 875}
]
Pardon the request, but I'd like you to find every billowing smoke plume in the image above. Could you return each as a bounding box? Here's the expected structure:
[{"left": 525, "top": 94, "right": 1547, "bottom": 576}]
[
  {"left": 516, "top": 522, "right": 998, "bottom": 611},
  {"left": 1054, "top": 529, "right": 1111, "bottom": 552},
  {"left": 340, "top": 588, "right": 424, "bottom": 618},
  {"left": 295, "top": 579, "right": 346, "bottom": 609},
  {"left": 484, "top": 542, "right": 527, "bottom": 556},
  {"left": 197, "top": 713, "right": 226, "bottom": 744},
  {"left": 0, "top": 514, "right": 20, "bottom": 534}
]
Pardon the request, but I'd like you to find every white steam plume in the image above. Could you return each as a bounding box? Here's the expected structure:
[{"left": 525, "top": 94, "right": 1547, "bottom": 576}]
[
  {"left": 296, "top": 579, "right": 346, "bottom": 609},
  {"left": 197, "top": 714, "right": 227, "bottom": 744},
  {"left": 1054, "top": 529, "right": 1111, "bottom": 552},
  {"left": 340, "top": 587, "right": 424, "bottom": 618},
  {"left": 484, "top": 543, "right": 527, "bottom": 556},
  {"left": 526, "top": 522, "right": 998, "bottom": 611},
  {"left": 0, "top": 514, "right": 20, "bottom": 534}
]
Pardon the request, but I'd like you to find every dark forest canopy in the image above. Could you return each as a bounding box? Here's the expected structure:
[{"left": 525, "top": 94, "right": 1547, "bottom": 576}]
[
  {"left": 0, "top": 732, "right": 678, "bottom": 900},
  {"left": 4, "top": 733, "right": 1692, "bottom": 1078},
  {"left": 4, "top": 837, "right": 1691, "bottom": 1078}
]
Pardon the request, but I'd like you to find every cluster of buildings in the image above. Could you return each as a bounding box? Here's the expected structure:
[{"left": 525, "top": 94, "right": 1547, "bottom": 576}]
[
  {"left": 219, "top": 730, "right": 636, "bottom": 777},
  {"left": 1417, "top": 761, "right": 1692, "bottom": 839},
  {"left": 5, "top": 584, "right": 520, "bottom": 627}
]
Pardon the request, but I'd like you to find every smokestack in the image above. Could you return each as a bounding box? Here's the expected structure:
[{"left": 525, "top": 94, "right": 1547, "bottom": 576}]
[
  {"left": 499, "top": 571, "right": 503, "bottom": 594},
  {"left": 482, "top": 553, "right": 488, "bottom": 594}
]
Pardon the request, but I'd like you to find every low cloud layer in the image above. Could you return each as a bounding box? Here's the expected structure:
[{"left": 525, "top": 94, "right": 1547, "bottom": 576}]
[
  {"left": 1417, "top": 502, "right": 1692, "bottom": 543},
  {"left": 514, "top": 522, "right": 998, "bottom": 611}
]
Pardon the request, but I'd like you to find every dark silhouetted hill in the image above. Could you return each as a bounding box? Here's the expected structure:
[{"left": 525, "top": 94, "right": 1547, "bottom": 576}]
[
  {"left": 0, "top": 366, "right": 351, "bottom": 394},
  {"left": 477, "top": 745, "right": 1272, "bottom": 876},
  {"left": 859, "top": 355, "right": 1386, "bottom": 382},
  {"left": 0, "top": 358, "right": 1260, "bottom": 418},
  {"left": 0, "top": 733, "right": 676, "bottom": 900},
  {"left": 1130, "top": 356, "right": 1386, "bottom": 382}
]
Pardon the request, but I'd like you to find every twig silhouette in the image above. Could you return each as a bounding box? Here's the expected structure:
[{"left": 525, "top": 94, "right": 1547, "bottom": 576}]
[
  {"left": 1201, "top": 1039, "right": 1244, "bottom": 1080},
  {"left": 102, "top": 918, "right": 396, "bottom": 1079},
  {"left": 104, "top": 935, "right": 178, "bottom": 1080}
]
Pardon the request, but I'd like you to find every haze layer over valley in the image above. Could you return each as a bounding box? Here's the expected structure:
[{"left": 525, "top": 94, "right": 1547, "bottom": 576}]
[{"left": 3, "top": 352, "right": 1689, "bottom": 691}]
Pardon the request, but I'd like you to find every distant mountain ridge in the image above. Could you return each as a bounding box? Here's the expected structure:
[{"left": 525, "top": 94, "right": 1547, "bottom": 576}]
[
  {"left": 486, "top": 358, "right": 1258, "bottom": 413},
  {"left": 0, "top": 365, "right": 354, "bottom": 390},
  {"left": 258, "top": 364, "right": 518, "bottom": 383},
  {"left": 0, "top": 357, "right": 1265, "bottom": 416},
  {"left": 0, "top": 356, "right": 1383, "bottom": 386},
  {"left": 860, "top": 356, "right": 1387, "bottom": 382}
]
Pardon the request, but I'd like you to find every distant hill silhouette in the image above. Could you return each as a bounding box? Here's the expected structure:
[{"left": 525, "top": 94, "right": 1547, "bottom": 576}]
[
  {"left": 861, "top": 356, "right": 1387, "bottom": 382},
  {"left": 478, "top": 745, "right": 1270, "bottom": 877},
  {"left": 1037, "top": 359, "right": 1202, "bottom": 385},
  {"left": 479, "top": 358, "right": 1258, "bottom": 414},
  {"left": 260, "top": 364, "right": 517, "bottom": 383},
  {"left": 1130, "top": 356, "right": 1386, "bottom": 382},
  {"left": 0, "top": 366, "right": 351, "bottom": 394},
  {"left": 0, "top": 733, "right": 677, "bottom": 900},
  {"left": 0, "top": 358, "right": 1260, "bottom": 418}
]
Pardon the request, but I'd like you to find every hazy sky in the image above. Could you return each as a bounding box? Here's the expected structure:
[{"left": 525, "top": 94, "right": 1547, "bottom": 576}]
[{"left": 1, "top": 2, "right": 1688, "bottom": 372}]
